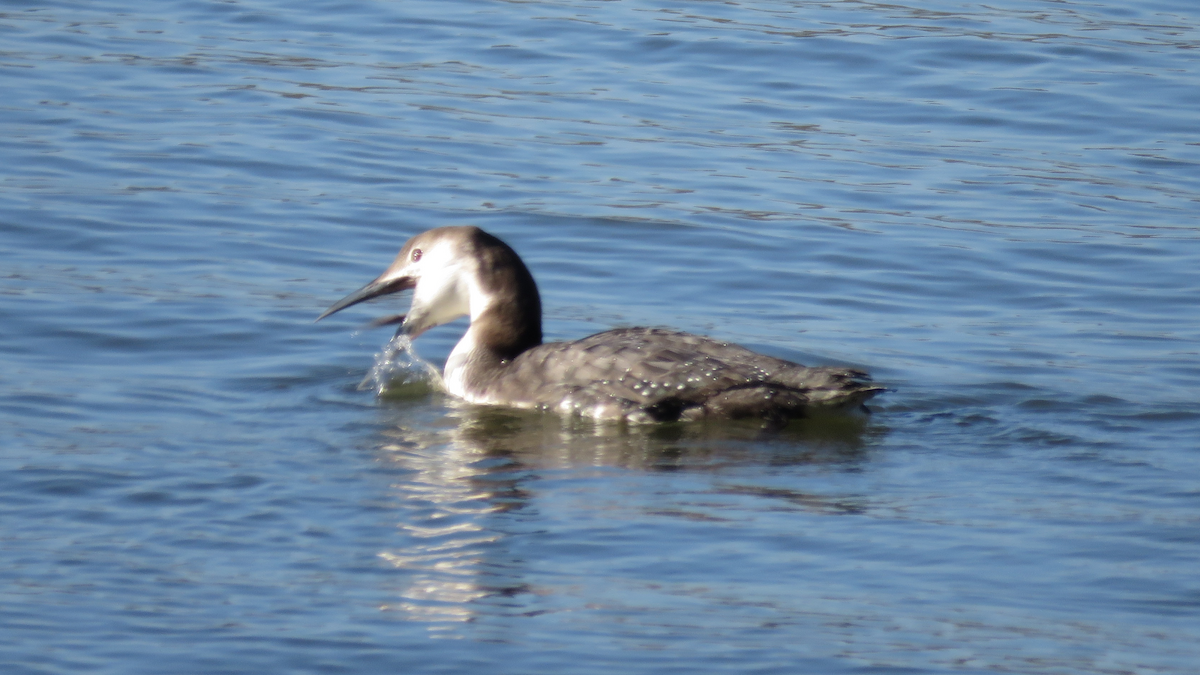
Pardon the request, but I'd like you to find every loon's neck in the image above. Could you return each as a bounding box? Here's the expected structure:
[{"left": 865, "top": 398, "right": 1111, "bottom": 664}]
[
  {"left": 445, "top": 311, "right": 540, "bottom": 402},
  {"left": 465, "top": 229, "right": 543, "bottom": 360},
  {"left": 443, "top": 230, "right": 543, "bottom": 400}
]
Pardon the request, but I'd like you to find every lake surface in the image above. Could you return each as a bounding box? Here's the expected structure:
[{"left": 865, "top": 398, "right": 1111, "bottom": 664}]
[{"left": 2, "top": 0, "right": 1199, "bottom": 673}]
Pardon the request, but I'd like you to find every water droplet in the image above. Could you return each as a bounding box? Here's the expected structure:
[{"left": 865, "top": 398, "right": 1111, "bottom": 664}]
[{"left": 360, "top": 334, "right": 440, "bottom": 396}]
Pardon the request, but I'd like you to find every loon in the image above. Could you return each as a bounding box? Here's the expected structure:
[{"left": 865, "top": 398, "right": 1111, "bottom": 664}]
[{"left": 318, "top": 226, "right": 883, "bottom": 423}]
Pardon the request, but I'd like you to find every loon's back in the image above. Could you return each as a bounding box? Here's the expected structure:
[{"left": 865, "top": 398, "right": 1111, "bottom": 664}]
[{"left": 470, "top": 327, "right": 882, "bottom": 423}]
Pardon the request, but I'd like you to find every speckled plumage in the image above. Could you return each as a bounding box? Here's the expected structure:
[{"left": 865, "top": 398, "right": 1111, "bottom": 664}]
[
  {"left": 320, "top": 226, "right": 883, "bottom": 423},
  {"left": 462, "top": 327, "right": 880, "bottom": 423}
]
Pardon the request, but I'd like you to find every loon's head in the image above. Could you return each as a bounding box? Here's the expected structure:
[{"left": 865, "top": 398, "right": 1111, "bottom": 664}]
[{"left": 317, "top": 226, "right": 542, "bottom": 354}]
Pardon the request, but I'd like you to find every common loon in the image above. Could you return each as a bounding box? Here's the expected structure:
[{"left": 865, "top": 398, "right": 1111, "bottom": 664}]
[{"left": 318, "top": 226, "right": 883, "bottom": 423}]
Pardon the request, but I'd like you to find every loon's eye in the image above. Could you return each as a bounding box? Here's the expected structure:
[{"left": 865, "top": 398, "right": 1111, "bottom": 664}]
[{"left": 411, "top": 248, "right": 422, "bottom": 262}]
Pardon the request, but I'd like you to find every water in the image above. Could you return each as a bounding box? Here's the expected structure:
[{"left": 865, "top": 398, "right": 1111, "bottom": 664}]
[
  {"left": 2, "top": 0, "right": 1199, "bottom": 672},
  {"left": 359, "top": 333, "right": 442, "bottom": 396}
]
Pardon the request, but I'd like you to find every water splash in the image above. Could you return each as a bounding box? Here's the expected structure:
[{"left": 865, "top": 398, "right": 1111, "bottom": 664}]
[{"left": 358, "top": 333, "right": 443, "bottom": 397}]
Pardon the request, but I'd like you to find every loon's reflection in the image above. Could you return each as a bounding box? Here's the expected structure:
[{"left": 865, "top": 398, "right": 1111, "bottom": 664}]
[
  {"left": 441, "top": 401, "right": 875, "bottom": 470},
  {"left": 371, "top": 399, "right": 879, "bottom": 629}
]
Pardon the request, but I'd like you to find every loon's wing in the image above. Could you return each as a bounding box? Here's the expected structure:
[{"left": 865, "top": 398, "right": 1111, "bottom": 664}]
[{"left": 492, "top": 328, "right": 881, "bottom": 421}]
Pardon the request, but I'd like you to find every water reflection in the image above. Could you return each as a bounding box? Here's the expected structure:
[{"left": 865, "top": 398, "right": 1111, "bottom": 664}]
[
  {"left": 372, "top": 399, "right": 878, "bottom": 629},
  {"left": 449, "top": 404, "right": 878, "bottom": 470}
]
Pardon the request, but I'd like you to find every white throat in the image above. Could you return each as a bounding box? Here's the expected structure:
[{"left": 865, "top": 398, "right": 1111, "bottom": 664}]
[
  {"left": 407, "top": 248, "right": 502, "bottom": 402},
  {"left": 443, "top": 327, "right": 484, "bottom": 401},
  {"left": 442, "top": 303, "right": 506, "bottom": 403}
]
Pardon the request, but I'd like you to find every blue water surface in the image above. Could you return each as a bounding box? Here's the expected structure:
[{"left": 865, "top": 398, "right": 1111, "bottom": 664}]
[{"left": 2, "top": 0, "right": 1199, "bottom": 673}]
